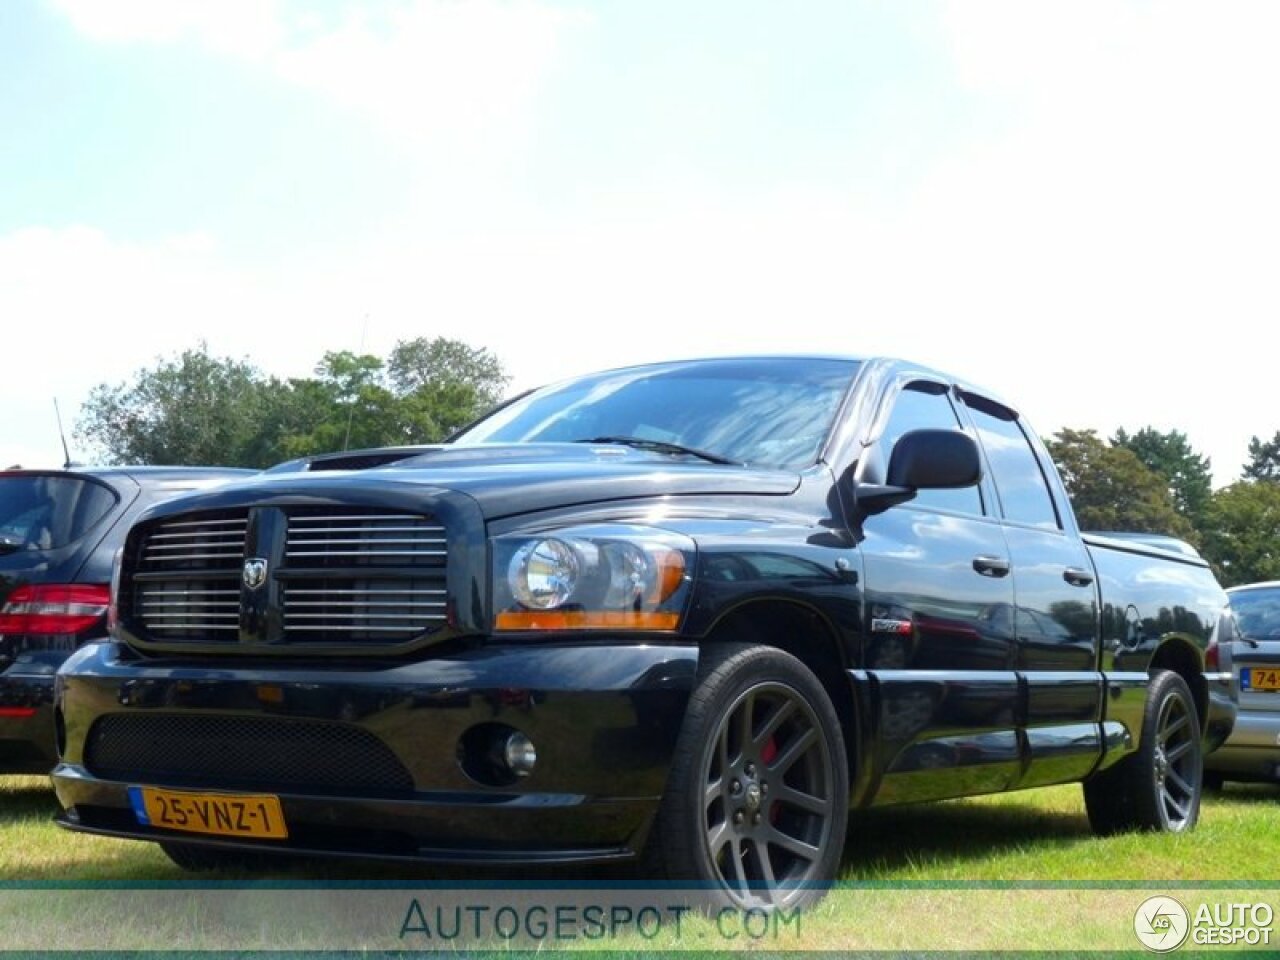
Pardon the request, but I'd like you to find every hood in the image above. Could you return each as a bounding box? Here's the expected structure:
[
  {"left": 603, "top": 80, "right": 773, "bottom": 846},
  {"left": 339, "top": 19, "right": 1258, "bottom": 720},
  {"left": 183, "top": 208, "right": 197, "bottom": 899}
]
[{"left": 191, "top": 443, "right": 801, "bottom": 520}]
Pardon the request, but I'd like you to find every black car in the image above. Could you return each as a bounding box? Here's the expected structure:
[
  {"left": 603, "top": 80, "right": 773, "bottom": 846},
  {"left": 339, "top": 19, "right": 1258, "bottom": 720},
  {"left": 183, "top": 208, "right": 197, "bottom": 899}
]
[
  {"left": 51, "top": 357, "right": 1232, "bottom": 907},
  {"left": 1, "top": 467, "right": 250, "bottom": 773}
]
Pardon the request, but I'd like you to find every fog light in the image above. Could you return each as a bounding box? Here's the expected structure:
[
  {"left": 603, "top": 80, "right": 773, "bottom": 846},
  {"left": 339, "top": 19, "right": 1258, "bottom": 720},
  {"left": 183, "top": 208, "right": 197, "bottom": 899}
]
[
  {"left": 504, "top": 731, "right": 537, "bottom": 777},
  {"left": 458, "top": 723, "right": 539, "bottom": 787}
]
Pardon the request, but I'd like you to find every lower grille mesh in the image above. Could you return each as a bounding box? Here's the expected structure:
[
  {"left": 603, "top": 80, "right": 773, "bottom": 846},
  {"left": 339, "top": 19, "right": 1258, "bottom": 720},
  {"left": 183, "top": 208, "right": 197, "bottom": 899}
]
[{"left": 84, "top": 714, "right": 415, "bottom": 796}]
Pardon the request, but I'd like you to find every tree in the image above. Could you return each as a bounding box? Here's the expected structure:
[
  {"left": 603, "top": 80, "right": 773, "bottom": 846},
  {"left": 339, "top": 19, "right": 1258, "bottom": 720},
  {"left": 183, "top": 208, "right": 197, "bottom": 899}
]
[
  {"left": 1111, "top": 427, "right": 1212, "bottom": 526},
  {"left": 1243, "top": 431, "right": 1280, "bottom": 483},
  {"left": 76, "top": 338, "right": 511, "bottom": 468},
  {"left": 1045, "top": 428, "right": 1196, "bottom": 541},
  {"left": 269, "top": 352, "right": 406, "bottom": 459},
  {"left": 388, "top": 336, "right": 509, "bottom": 436},
  {"left": 75, "top": 344, "right": 281, "bottom": 467},
  {"left": 1200, "top": 481, "right": 1280, "bottom": 586},
  {"left": 389, "top": 337, "right": 508, "bottom": 404}
]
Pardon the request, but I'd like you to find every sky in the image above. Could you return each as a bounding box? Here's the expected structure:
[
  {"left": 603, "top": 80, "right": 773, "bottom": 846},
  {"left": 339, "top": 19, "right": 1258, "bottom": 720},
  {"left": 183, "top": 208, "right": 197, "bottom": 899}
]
[{"left": 2, "top": 0, "right": 1277, "bottom": 484}]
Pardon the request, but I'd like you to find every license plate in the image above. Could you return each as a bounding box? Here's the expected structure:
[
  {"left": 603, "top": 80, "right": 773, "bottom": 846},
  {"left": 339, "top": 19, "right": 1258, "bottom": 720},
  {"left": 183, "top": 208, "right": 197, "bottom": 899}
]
[
  {"left": 1242, "top": 668, "right": 1280, "bottom": 692},
  {"left": 128, "top": 786, "right": 288, "bottom": 839}
]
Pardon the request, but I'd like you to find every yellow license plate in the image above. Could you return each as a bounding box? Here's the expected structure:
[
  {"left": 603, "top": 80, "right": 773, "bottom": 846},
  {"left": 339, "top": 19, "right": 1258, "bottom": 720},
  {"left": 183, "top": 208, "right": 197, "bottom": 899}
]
[
  {"left": 1243, "top": 668, "right": 1280, "bottom": 692},
  {"left": 128, "top": 786, "right": 288, "bottom": 839}
]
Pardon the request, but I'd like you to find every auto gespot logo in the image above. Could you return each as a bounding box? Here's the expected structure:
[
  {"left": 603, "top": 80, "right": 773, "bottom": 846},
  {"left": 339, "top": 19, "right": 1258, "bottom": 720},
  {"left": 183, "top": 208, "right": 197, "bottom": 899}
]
[{"left": 1134, "top": 896, "right": 1275, "bottom": 951}]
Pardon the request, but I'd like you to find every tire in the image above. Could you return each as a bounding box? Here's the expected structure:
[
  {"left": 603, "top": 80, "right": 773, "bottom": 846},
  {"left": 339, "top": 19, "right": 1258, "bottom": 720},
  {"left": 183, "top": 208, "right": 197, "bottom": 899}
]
[
  {"left": 647, "top": 643, "right": 849, "bottom": 910},
  {"left": 160, "top": 841, "right": 287, "bottom": 873},
  {"left": 1084, "top": 670, "right": 1202, "bottom": 835}
]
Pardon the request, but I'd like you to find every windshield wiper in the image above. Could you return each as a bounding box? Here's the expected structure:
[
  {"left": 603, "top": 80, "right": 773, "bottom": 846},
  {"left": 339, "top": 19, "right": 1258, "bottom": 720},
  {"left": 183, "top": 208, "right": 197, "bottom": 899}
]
[{"left": 578, "top": 436, "right": 744, "bottom": 466}]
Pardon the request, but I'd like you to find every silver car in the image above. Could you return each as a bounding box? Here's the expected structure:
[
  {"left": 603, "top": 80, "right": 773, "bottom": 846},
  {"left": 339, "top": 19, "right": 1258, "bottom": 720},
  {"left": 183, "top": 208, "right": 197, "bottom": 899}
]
[{"left": 1205, "top": 581, "right": 1280, "bottom": 787}]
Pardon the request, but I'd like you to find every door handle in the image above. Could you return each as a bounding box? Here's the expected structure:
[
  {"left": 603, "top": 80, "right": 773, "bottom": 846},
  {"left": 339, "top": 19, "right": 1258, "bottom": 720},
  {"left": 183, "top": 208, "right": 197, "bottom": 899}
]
[
  {"left": 972, "top": 556, "right": 1011, "bottom": 578},
  {"left": 1063, "top": 566, "right": 1095, "bottom": 587}
]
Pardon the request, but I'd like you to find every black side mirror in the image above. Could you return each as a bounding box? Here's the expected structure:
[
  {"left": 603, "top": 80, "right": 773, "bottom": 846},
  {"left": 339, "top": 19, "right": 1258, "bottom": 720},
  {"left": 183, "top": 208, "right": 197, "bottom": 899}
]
[
  {"left": 855, "top": 429, "right": 981, "bottom": 514},
  {"left": 887, "top": 429, "right": 981, "bottom": 489}
]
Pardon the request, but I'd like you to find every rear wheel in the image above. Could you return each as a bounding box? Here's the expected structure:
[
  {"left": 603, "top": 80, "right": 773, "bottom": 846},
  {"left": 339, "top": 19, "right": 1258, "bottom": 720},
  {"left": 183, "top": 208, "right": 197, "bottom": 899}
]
[
  {"left": 648, "top": 644, "right": 849, "bottom": 909},
  {"left": 1084, "top": 670, "right": 1202, "bottom": 835}
]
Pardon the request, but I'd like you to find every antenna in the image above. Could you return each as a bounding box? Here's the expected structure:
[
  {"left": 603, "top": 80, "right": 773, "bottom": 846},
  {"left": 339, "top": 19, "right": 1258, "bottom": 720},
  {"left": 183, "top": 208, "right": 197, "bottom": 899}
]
[
  {"left": 53, "top": 398, "right": 73, "bottom": 469},
  {"left": 342, "top": 313, "right": 370, "bottom": 452}
]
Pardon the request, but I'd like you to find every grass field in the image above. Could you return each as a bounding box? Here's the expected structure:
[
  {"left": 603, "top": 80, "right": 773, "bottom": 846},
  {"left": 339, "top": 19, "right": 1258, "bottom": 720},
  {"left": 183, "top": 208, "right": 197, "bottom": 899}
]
[{"left": 4, "top": 774, "right": 1279, "bottom": 952}]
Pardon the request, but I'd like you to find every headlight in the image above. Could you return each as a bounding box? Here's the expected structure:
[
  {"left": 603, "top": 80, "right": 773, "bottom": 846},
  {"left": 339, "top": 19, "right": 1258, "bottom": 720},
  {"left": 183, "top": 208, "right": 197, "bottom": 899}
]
[
  {"left": 493, "top": 525, "right": 694, "bottom": 632},
  {"left": 510, "top": 539, "right": 580, "bottom": 609}
]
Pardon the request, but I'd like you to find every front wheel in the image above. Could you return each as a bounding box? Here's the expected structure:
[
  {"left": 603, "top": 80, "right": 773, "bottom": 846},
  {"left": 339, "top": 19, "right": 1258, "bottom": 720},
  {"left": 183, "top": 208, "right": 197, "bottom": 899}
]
[
  {"left": 1084, "top": 670, "right": 1202, "bottom": 835},
  {"left": 647, "top": 644, "right": 849, "bottom": 909}
]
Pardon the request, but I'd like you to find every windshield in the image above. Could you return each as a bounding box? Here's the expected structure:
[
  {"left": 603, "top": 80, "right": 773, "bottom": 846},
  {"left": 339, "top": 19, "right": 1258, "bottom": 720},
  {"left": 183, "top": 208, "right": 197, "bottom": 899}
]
[
  {"left": 1229, "top": 587, "right": 1280, "bottom": 642},
  {"left": 453, "top": 358, "right": 860, "bottom": 469},
  {"left": 0, "top": 474, "right": 118, "bottom": 552}
]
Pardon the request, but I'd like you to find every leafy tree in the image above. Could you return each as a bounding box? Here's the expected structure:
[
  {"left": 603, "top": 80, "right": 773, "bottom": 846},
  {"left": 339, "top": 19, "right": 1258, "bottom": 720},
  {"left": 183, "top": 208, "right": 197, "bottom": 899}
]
[
  {"left": 75, "top": 344, "right": 280, "bottom": 467},
  {"left": 1243, "top": 431, "right": 1280, "bottom": 483},
  {"left": 269, "top": 353, "right": 401, "bottom": 459},
  {"left": 387, "top": 336, "right": 510, "bottom": 437},
  {"left": 1200, "top": 481, "right": 1280, "bottom": 586},
  {"left": 1045, "top": 428, "right": 1195, "bottom": 541},
  {"left": 77, "top": 339, "right": 511, "bottom": 468},
  {"left": 388, "top": 336, "right": 508, "bottom": 407},
  {"left": 1111, "top": 427, "right": 1212, "bottom": 525}
]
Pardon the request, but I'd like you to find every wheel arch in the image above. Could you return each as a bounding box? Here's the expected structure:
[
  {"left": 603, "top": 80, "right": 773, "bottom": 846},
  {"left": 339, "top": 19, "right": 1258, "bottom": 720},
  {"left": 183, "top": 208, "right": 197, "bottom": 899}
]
[
  {"left": 698, "top": 599, "right": 859, "bottom": 779},
  {"left": 1148, "top": 636, "right": 1207, "bottom": 733}
]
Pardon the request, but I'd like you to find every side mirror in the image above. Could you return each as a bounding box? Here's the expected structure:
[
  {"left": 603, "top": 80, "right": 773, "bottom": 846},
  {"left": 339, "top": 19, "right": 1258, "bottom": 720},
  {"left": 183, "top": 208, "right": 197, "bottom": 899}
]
[
  {"left": 887, "top": 429, "right": 981, "bottom": 489},
  {"left": 855, "top": 429, "right": 981, "bottom": 514}
]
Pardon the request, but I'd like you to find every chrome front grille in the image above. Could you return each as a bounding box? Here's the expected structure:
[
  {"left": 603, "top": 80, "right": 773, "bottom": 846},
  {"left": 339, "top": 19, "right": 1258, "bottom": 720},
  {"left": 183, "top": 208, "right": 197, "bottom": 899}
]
[
  {"left": 125, "top": 505, "right": 449, "bottom": 648},
  {"left": 282, "top": 580, "right": 448, "bottom": 641},
  {"left": 285, "top": 510, "right": 448, "bottom": 566},
  {"left": 137, "top": 583, "right": 241, "bottom": 639},
  {"left": 139, "top": 512, "right": 248, "bottom": 571}
]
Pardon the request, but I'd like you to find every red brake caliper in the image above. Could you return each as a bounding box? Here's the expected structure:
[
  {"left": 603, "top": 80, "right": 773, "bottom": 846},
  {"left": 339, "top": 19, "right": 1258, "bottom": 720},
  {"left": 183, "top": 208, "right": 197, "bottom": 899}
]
[{"left": 761, "top": 737, "right": 780, "bottom": 823}]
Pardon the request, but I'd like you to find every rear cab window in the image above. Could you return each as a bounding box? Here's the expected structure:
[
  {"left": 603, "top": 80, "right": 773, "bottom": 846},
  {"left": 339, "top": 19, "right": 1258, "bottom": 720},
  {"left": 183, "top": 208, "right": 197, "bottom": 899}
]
[
  {"left": 962, "top": 396, "right": 1062, "bottom": 529},
  {"left": 0, "top": 475, "right": 119, "bottom": 552}
]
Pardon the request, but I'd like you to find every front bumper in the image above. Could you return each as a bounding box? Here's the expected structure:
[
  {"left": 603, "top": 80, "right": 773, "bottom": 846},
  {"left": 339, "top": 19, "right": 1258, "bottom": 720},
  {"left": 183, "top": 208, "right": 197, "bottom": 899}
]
[{"left": 52, "top": 640, "right": 697, "bottom": 864}]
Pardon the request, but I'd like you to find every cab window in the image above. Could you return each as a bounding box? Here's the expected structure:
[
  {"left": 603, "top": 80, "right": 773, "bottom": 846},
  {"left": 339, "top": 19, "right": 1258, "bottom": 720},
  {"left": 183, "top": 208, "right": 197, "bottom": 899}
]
[{"left": 964, "top": 397, "right": 1061, "bottom": 529}]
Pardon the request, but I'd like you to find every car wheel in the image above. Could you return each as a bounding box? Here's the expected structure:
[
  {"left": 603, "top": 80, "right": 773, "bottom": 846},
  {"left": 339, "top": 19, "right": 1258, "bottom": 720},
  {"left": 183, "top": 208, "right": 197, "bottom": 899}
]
[
  {"left": 1084, "top": 670, "right": 1202, "bottom": 835},
  {"left": 648, "top": 643, "right": 849, "bottom": 909}
]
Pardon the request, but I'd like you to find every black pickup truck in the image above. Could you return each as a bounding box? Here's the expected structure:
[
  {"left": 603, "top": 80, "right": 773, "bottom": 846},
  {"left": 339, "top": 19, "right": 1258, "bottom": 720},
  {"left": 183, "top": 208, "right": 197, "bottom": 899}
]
[{"left": 51, "top": 357, "right": 1234, "bottom": 907}]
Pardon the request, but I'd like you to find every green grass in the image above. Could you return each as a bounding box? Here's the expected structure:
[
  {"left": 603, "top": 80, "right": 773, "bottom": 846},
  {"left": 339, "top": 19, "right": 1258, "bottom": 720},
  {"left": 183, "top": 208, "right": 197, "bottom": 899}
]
[{"left": 4, "top": 775, "right": 1279, "bottom": 952}]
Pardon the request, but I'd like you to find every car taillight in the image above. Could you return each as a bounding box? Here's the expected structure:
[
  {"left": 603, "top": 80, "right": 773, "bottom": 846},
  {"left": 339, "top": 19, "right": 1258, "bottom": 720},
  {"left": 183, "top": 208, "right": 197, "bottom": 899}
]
[
  {"left": 1205, "top": 642, "right": 1220, "bottom": 671},
  {"left": 0, "top": 584, "right": 111, "bottom": 635}
]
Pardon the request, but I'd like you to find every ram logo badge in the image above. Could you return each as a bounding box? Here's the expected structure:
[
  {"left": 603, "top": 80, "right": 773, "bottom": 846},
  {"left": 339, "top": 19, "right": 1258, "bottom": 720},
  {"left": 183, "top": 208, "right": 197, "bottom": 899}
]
[{"left": 242, "top": 558, "right": 268, "bottom": 590}]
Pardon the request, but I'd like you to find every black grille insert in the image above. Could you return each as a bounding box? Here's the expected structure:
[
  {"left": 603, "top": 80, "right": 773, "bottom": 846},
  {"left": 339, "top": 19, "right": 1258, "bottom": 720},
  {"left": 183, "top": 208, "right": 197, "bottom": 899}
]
[{"left": 85, "top": 714, "right": 415, "bottom": 797}]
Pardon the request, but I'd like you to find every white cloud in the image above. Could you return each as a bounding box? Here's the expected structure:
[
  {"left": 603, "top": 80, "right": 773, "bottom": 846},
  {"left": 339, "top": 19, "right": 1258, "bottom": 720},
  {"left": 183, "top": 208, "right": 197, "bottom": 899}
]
[
  {"left": 46, "top": 0, "right": 586, "bottom": 150},
  {"left": 273, "top": 2, "right": 580, "bottom": 146},
  {"left": 46, "top": 0, "right": 285, "bottom": 59}
]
